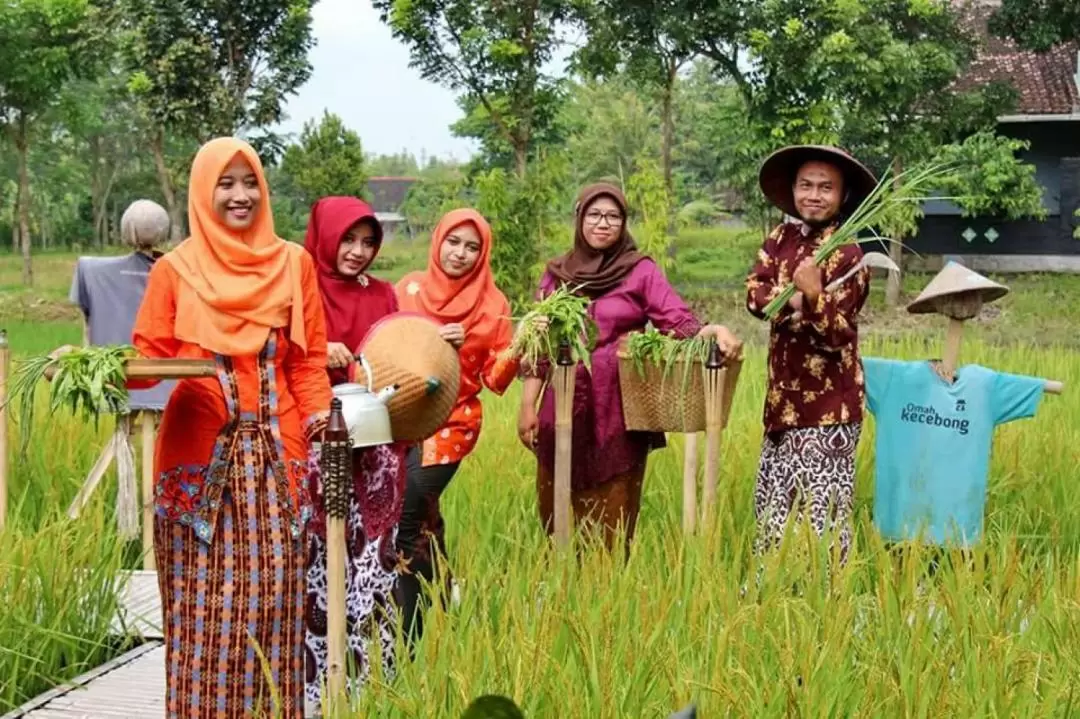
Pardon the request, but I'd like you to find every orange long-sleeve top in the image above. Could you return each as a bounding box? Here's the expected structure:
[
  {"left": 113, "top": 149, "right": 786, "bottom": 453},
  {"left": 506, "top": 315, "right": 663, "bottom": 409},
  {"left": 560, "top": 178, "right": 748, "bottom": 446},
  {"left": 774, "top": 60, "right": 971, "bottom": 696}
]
[{"left": 129, "top": 254, "right": 332, "bottom": 541}]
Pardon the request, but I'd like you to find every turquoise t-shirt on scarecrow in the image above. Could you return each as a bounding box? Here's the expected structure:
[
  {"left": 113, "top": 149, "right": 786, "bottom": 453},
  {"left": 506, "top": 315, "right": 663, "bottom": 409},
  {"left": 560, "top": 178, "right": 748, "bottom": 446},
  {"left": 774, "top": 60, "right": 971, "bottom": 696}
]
[{"left": 862, "top": 358, "right": 1045, "bottom": 546}]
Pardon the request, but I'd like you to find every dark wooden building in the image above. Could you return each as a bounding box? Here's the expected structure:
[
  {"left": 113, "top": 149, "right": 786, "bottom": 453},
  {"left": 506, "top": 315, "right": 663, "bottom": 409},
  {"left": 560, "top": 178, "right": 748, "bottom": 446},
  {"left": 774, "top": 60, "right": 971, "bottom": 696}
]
[
  {"left": 905, "top": 2, "right": 1080, "bottom": 271},
  {"left": 366, "top": 176, "right": 416, "bottom": 239}
]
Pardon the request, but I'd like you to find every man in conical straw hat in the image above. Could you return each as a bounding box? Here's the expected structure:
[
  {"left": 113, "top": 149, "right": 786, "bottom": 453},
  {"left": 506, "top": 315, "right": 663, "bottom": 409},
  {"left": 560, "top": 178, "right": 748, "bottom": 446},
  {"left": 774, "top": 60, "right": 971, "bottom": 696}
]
[
  {"left": 745, "top": 145, "right": 878, "bottom": 566},
  {"left": 861, "top": 263, "right": 1050, "bottom": 549}
]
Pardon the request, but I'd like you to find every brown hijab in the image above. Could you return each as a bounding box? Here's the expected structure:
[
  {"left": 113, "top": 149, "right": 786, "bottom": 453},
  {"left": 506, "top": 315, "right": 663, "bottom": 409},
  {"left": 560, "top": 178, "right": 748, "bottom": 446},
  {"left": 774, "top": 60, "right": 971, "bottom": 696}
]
[{"left": 545, "top": 183, "right": 646, "bottom": 297}]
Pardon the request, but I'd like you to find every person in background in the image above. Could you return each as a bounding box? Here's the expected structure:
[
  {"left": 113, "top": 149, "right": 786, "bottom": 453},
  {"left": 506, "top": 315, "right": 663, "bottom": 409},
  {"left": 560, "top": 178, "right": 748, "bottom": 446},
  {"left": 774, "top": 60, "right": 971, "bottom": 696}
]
[
  {"left": 301, "top": 196, "right": 404, "bottom": 710},
  {"left": 745, "top": 144, "right": 877, "bottom": 566},
  {"left": 69, "top": 199, "right": 175, "bottom": 411},
  {"left": 517, "top": 182, "right": 741, "bottom": 556},
  {"left": 394, "top": 209, "right": 536, "bottom": 645},
  {"left": 130, "top": 137, "right": 331, "bottom": 718}
]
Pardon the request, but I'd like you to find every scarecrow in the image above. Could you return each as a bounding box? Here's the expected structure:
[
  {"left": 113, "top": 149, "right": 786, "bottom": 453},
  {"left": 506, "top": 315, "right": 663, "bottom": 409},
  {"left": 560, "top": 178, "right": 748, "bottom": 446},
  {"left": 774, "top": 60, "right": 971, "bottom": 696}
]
[
  {"left": 862, "top": 262, "right": 1063, "bottom": 548},
  {"left": 64, "top": 199, "right": 175, "bottom": 564},
  {"left": 745, "top": 145, "right": 878, "bottom": 563}
]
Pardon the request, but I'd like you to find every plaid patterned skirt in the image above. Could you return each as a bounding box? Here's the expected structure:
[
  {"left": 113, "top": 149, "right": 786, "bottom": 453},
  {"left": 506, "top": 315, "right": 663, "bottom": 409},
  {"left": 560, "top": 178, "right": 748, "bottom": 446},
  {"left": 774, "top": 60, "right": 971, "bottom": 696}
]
[{"left": 154, "top": 460, "right": 306, "bottom": 718}]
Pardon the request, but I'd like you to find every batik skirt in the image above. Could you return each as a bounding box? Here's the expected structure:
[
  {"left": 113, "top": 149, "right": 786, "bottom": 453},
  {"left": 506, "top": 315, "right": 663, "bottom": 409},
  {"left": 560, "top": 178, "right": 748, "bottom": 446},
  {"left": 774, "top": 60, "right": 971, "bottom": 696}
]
[{"left": 753, "top": 422, "right": 861, "bottom": 563}]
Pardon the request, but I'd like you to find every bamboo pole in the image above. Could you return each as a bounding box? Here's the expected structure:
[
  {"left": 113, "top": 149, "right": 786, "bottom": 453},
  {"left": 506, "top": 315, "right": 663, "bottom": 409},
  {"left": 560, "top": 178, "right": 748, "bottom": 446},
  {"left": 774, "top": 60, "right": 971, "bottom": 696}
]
[
  {"left": 701, "top": 342, "right": 724, "bottom": 530},
  {"left": 141, "top": 412, "right": 156, "bottom": 571},
  {"left": 682, "top": 434, "right": 698, "bottom": 535},
  {"left": 67, "top": 439, "right": 117, "bottom": 519},
  {"left": 553, "top": 342, "right": 576, "bottom": 550},
  {"left": 0, "top": 330, "right": 8, "bottom": 533},
  {"left": 322, "top": 398, "right": 350, "bottom": 710}
]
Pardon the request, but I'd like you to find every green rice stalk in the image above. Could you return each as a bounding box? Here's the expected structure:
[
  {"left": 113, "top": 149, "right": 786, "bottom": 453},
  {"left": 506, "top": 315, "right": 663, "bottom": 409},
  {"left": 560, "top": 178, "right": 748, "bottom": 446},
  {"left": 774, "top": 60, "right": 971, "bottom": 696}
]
[
  {"left": 505, "top": 284, "right": 598, "bottom": 370},
  {"left": 5, "top": 345, "right": 135, "bottom": 454},
  {"left": 762, "top": 161, "right": 954, "bottom": 319}
]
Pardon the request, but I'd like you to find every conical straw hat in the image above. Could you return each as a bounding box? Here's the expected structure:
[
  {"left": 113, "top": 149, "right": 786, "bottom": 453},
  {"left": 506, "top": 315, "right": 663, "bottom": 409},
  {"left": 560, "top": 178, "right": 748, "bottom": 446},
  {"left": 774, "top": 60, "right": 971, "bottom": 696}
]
[
  {"left": 356, "top": 312, "right": 461, "bottom": 442},
  {"left": 906, "top": 261, "right": 1009, "bottom": 315}
]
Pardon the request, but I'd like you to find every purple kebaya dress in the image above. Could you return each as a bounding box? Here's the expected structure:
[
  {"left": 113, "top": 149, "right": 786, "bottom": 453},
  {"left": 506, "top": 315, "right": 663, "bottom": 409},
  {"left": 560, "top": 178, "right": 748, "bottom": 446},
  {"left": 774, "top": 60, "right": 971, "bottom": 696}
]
[{"left": 534, "top": 259, "right": 702, "bottom": 491}]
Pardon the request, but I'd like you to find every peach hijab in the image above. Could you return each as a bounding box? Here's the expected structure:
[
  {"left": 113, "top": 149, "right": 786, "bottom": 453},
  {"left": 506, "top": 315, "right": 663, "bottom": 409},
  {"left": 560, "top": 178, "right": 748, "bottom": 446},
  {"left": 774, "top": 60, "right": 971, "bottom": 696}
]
[
  {"left": 396, "top": 209, "right": 511, "bottom": 347},
  {"left": 165, "top": 137, "right": 307, "bottom": 357}
]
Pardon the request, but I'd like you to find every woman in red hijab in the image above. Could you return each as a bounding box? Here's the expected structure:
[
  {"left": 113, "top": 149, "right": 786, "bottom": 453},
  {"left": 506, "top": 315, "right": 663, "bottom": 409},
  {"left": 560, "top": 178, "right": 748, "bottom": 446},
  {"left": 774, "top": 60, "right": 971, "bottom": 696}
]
[
  {"left": 394, "top": 208, "right": 535, "bottom": 646},
  {"left": 301, "top": 196, "right": 405, "bottom": 711}
]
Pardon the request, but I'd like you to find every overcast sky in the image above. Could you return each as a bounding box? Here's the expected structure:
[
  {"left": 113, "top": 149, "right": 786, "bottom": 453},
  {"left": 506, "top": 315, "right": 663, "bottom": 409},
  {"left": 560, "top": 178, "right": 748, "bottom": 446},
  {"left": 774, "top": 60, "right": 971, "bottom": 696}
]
[{"left": 278, "top": 0, "right": 479, "bottom": 162}]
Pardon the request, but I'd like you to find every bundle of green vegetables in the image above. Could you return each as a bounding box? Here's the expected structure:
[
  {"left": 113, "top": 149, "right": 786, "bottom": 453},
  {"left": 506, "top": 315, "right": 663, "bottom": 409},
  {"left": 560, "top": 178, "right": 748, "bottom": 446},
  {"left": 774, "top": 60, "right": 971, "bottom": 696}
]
[
  {"left": 504, "top": 284, "right": 598, "bottom": 369},
  {"left": 624, "top": 326, "right": 714, "bottom": 391},
  {"left": 762, "top": 161, "right": 952, "bottom": 319},
  {"left": 7, "top": 345, "right": 134, "bottom": 452}
]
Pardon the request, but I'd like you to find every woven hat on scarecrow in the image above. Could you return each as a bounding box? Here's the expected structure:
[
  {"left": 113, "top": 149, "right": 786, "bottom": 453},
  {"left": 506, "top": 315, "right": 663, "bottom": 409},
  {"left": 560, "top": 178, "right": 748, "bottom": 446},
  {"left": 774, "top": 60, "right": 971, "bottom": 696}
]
[
  {"left": 355, "top": 312, "right": 461, "bottom": 442},
  {"left": 758, "top": 145, "right": 878, "bottom": 219},
  {"left": 906, "top": 261, "right": 1009, "bottom": 320}
]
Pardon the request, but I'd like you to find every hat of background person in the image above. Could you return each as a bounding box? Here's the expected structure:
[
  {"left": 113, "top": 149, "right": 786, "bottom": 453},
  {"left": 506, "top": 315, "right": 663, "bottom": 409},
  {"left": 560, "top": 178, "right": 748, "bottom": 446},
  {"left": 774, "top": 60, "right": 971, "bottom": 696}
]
[
  {"left": 758, "top": 145, "right": 878, "bottom": 219},
  {"left": 356, "top": 312, "right": 461, "bottom": 442},
  {"left": 906, "top": 261, "right": 1009, "bottom": 318},
  {"left": 120, "top": 199, "right": 171, "bottom": 250}
]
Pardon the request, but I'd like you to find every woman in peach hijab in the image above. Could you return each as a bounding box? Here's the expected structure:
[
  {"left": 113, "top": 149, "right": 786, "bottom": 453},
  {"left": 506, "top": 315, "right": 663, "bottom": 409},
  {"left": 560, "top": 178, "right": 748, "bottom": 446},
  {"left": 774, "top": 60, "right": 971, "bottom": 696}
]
[
  {"left": 130, "top": 137, "right": 331, "bottom": 718},
  {"left": 394, "top": 209, "right": 536, "bottom": 646}
]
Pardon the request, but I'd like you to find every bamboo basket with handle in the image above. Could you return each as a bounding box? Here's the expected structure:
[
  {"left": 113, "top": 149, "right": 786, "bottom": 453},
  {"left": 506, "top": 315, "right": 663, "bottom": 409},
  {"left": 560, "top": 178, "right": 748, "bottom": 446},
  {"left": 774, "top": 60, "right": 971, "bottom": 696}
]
[{"left": 616, "top": 337, "right": 741, "bottom": 434}]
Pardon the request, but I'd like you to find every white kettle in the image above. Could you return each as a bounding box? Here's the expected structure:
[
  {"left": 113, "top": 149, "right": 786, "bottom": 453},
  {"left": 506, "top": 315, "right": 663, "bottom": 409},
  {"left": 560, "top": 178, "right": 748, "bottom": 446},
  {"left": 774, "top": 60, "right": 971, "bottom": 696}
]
[{"left": 331, "top": 355, "right": 399, "bottom": 448}]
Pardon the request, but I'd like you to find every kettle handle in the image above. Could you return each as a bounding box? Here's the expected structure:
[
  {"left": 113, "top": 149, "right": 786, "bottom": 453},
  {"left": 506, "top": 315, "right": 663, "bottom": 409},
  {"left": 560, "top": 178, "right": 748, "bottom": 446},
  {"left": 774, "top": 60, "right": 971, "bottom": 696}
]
[{"left": 356, "top": 353, "right": 375, "bottom": 393}]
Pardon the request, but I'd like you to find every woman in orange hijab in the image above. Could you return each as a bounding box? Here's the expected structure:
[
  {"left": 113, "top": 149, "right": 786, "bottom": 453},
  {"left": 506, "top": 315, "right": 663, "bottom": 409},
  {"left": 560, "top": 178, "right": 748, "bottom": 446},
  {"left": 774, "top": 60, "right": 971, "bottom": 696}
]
[
  {"left": 130, "top": 137, "right": 331, "bottom": 718},
  {"left": 394, "top": 209, "right": 534, "bottom": 645}
]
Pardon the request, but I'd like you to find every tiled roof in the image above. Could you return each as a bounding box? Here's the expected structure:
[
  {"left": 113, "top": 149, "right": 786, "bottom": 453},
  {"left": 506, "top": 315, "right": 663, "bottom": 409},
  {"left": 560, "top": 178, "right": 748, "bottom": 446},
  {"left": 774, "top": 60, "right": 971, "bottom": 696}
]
[{"left": 953, "top": 1, "right": 1079, "bottom": 115}]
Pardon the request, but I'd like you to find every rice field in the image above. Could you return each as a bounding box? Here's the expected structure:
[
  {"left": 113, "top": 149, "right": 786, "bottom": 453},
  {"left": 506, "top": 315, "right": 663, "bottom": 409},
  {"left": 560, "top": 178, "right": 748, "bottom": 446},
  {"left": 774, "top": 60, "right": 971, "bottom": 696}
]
[{"left": 2, "top": 244, "right": 1080, "bottom": 716}]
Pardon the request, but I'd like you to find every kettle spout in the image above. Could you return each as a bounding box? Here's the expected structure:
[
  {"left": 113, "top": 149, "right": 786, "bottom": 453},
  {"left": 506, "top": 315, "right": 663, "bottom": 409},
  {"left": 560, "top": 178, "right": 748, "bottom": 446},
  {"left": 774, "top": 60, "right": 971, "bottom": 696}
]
[{"left": 376, "top": 384, "right": 399, "bottom": 404}]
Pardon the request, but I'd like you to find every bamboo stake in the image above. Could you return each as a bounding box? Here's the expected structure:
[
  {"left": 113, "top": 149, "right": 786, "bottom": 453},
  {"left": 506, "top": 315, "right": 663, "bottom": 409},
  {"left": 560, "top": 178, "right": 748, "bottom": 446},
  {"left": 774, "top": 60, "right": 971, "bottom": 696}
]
[
  {"left": 67, "top": 438, "right": 117, "bottom": 519},
  {"left": 553, "top": 342, "right": 576, "bottom": 550},
  {"left": 141, "top": 412, "right": 156, "bottom": 571},
  {"left": 701, "top": 342, "right": 724, "bottom": 530},
  {"left": 0, "top": 330, "right": 8, "bottom": 533},
  {"left": 322, "top": 398, "right": 351, "bottom": 711},
  {"left": 682, "top": 433, "right": 698, "bottom": 536}
]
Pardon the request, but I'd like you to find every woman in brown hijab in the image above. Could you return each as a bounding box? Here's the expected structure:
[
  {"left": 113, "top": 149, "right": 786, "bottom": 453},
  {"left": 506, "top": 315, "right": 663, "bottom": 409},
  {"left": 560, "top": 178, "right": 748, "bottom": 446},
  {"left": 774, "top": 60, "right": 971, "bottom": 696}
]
[{"left": 517, "top": 183, "right": 741, "bottom": 554}]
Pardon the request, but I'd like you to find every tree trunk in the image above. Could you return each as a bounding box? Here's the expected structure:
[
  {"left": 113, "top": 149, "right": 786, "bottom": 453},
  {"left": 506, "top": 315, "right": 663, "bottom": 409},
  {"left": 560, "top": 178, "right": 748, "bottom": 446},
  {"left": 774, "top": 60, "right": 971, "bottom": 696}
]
[
  {"left": 151, "top": 131, "right": 183, "bottom": 242},
  {"left": 885, "top": 157, "right": 905, "bottom": 307},
  {"left": 514, "top": 142, "right": 528, "bottom": 180},
  {"left": 15, "top": 114, "right": 33, "bottom": 287},
  {"left": 661, "top": 56, "right": 678, "bottom": 260},
  {"left": 661, "top": 59, "right": 676, "bottom": 204}
]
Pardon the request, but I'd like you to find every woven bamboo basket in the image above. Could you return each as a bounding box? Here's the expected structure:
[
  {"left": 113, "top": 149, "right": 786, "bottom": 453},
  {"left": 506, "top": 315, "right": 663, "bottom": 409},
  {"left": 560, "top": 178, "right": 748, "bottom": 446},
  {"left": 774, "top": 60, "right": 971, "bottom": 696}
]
[{"left": 616, "top": 338, "right": 741, "bottom": 433}]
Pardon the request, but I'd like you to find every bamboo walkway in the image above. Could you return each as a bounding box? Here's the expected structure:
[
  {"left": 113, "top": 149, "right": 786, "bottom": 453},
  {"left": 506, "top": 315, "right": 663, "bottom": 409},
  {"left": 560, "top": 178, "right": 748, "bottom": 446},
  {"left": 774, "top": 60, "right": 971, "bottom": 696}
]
[{"left": 3, "top": 571, "right": 166, "bottom": 718}]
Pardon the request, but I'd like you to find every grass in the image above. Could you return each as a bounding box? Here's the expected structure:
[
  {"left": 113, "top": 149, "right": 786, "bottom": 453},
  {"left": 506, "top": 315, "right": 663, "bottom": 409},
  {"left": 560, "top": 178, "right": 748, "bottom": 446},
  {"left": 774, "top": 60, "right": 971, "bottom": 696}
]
[{"left": 2, "top": 233, "right": 1080, "bottom": 715}]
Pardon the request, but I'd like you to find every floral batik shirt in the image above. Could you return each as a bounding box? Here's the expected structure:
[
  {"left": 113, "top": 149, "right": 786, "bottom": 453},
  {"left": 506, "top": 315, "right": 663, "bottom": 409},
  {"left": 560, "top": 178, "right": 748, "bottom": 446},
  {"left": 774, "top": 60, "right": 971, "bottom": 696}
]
[{"left": 745, "top": 220, "right": 870, "bottom": 435}]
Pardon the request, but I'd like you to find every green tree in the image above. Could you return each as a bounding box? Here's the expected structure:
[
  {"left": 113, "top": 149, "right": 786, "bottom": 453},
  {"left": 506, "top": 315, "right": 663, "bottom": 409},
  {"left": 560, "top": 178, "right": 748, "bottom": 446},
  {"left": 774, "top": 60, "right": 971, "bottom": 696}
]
[
  {"left": 990, "top": 0, "right": 1080, "bottom": 51},
  {"left": 121, "top": 0, "right": 317, "bottom": 238},
  {"left": 575, "top": 0, "right": 699, "bottom": 207},
  {"left": 641, "top": 0, "right": 1040, "bottom": 304},
  {"left": 280, "top": 111, "right": 369, "bottom": 208},
  {"left": 0, "top": 0, "right": 103, "bottom": 285},
  {"left": 398, "top": 164, "right": 467, "bottom": 234},
  {"left": 626, "top": 156, "right": 675, "bottom": 272},
  {"left": 373, "top": 0, "right": 578, "bottom": 177},
  {"left": 472, "top": 150, "right": 571, "bottom": 308},
  {"left": 932, "top": 132, "right": 1047, "bottom": 222},
  {"left": 560, "top": 76, "right": 661, "bottom": 187}
]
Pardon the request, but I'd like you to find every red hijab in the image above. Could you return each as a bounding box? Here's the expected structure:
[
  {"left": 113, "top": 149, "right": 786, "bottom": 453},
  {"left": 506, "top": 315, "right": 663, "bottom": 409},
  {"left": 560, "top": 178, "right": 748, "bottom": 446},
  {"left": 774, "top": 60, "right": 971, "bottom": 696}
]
[
  {"left": 396, "top": 209, "right": 511, "bottom": 348},
  {"left": 303, "top": 196, "right": 397, "bottom": 383}
]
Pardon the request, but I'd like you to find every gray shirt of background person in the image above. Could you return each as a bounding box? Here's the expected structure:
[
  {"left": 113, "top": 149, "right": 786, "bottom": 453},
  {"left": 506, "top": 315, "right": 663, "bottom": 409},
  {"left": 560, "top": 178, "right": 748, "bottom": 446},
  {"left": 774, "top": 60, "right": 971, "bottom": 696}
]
[{"left": 68, "top": 200, "right": 177, "bottom": 411}]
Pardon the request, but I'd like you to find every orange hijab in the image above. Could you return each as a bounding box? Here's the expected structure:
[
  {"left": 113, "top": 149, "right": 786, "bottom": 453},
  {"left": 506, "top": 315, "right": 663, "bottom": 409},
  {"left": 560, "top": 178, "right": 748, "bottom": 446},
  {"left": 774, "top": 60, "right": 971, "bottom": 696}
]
[
  {"left": 165, "top": 137, "right": 306, "bottom": 357},
  {"left": 396, "top": 208, "right": 511, "bottom": 346}
]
